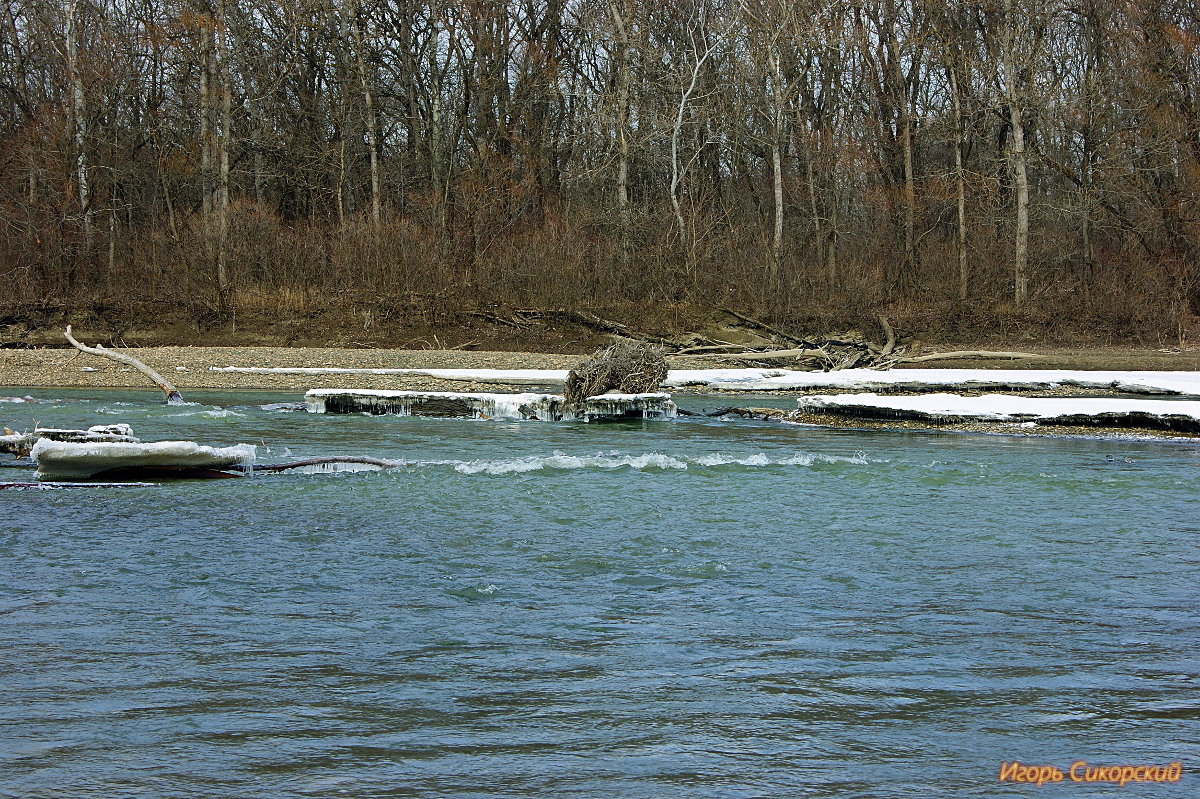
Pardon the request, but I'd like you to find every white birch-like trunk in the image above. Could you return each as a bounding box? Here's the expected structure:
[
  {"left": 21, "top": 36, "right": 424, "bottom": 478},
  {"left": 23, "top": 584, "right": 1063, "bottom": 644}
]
[
  {"left": 609, "top": 0, "right": 632, "bottom": 267},
  {"left": 769, "top": 50, "right": 784, "bottom": 274},
  {"left": 948, "top": 65, "right": 968, "bottom": 300},
  {"left": 65, "top": 0, "right": 91, "bottom": 244},
  {"left": 214, "top": 2, "right": 232, "bottom": 299},
  {"left": 1002, "top": 3, "right": 1030, "bottom": 307}
]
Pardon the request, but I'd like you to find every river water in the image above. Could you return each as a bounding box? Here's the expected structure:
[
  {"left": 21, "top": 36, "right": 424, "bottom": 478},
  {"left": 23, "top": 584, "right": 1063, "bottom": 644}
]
[{"left": 2, "top": 388, "right": 1197, "bottom": 797}]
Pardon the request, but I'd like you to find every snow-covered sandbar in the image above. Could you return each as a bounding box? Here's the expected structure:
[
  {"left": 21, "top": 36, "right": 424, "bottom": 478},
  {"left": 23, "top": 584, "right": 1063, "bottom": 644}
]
[
  {"left": 795, "top": 393, "right": 1200, "bottom": 432},
  {"left": 214, "top": 366, "right": 1200, "bottom": 395}
]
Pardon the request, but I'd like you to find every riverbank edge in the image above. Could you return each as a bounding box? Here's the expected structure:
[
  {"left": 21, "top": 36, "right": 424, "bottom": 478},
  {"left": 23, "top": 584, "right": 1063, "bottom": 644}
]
[{"left": 4, "top": 346, "right": 1200, "bottom": 440}]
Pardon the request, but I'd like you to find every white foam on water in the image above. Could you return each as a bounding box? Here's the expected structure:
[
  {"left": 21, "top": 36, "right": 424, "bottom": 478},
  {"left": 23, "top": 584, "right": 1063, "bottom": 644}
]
[
  {"left": 446, "top": 450, "right": 875, "bottom": 475},
  {"left": 695, "top": 451, "right": 871, "bottom": 467},
  {"left": 695, "top": 453, "right": 772, "bottom": 466},
  {"left": 165, "top": 408, "right": 246, "bottom": 418},
  {"left": 453, "top": 451, "right": 690, "bottom": 475}
]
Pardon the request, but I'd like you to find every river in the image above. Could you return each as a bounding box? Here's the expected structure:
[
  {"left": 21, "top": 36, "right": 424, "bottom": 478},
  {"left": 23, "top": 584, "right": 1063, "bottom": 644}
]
[{"left": 2, "top": 388, "right": 1197, "bottom": 797}]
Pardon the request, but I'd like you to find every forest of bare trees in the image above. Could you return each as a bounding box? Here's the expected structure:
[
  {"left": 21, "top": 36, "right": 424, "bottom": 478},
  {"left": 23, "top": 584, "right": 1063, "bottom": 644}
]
[{"left": 1, "top": 0, "right": 1198, "bottom": 342}]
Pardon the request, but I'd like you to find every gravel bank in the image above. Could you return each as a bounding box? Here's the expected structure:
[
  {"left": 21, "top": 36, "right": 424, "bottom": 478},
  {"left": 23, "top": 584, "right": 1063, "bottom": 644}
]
[{"left": 0, "top": 347, "right": 589, "bottom": 394}]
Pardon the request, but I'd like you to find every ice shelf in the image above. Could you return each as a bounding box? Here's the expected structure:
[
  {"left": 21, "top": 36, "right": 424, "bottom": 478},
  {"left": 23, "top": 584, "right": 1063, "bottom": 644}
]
[
  {"left": 304, "top": 389, "right": 677, "bottom": 422},
  {"left": 31, "top": 440, "right": 257, "bottom": 479},
  {"left": 795, "top": 393, "right": 1200, "bottom": 432}
]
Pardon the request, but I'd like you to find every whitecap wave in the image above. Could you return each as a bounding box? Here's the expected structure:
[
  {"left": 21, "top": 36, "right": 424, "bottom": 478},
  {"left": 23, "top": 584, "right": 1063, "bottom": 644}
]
[
  {"left": 454, "top": 452, "right": 689, "bottom": 475},
  {"left": 446, "top": 450, "right": 874, "bottom": 475},
  {"left": 164, "top": 408, "right": 246, "bottom": 418}
]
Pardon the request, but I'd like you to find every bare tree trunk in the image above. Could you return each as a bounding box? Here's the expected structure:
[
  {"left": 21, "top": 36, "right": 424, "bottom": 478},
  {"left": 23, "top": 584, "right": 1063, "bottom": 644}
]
[
  {"left": 609, "top": 0, "right": 632, "bottom": 268},
  {"left": 769, "top": 50, "right": 784, "bottom": 274},
  {"left": 65, "top": 326, "right": 184, "bottom": 404},
  {"left": 65, "top": 0, "right": 91, "bottom": 246},
  {"left": 771, "top": 140, "right": 783, "bottom": 273},
  {"left": 1002, "top": 3, "right": 1030, "bottom": 307},
  {"left": 215, "top": 1, "right": 232, "bottom": 303},
  {"left": 348, "top": 0, "right": 381, "bottom": 226},
  {"left": 669, "top": 20, "right": 718, "bottom": 274},
  {"left": 948, "top": 63, "right": 969, "bottom": 300},
  {"left": 199, "top": 19, "right": 212, "bottom": 225}
]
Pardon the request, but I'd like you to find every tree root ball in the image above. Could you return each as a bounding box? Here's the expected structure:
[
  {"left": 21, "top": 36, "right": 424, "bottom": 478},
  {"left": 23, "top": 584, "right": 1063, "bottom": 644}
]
[{"left": 564, "top": 341, "right": 668, "bottom": 404}]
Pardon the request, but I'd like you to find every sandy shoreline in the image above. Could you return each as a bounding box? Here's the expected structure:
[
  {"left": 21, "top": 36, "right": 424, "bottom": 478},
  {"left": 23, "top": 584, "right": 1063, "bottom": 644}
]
[
  {"left": 4, "top": 344, "right": 1200, "bottom": 393},
  {"left": 0, "top": 346, "right": 590, "bottom": 394}
]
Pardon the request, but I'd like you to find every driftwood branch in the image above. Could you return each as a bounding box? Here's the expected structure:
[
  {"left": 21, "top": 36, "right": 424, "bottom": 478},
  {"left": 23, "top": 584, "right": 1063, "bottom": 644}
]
[
  {"left": 520, "top": 309, "right": 684, "bottom": 348},
  {"left": 674, "top": 343, "right": 753, "bottom": 355},
  {"left": 899, "top": 350, "right": 1044, "bottom": 363},
  {"left": 65, "top": 326, "right": 184, "bottom": 404},
  {"left": 720, "top": 307, "right": 803, "bottom": 344},
  {"left": 253, "top": 455, "right": 402, "bottom": 473},
  {"left": 690, "top": 347, "right": 829, "bottom": 361},
  {"left": 878, "top": 316, "right": 897, "bottom": 357}
]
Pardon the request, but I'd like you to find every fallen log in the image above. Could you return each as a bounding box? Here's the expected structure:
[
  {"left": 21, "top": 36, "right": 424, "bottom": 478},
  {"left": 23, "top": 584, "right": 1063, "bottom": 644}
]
[
  {"left": 690, "top": 347, "right": 829, "bottom": 362},
  {"left": 65, "top": 326, "right": 185, "bottom": 404},
  {"left": 720, "top": 308, "right": 803, "bottom": 344},
  {"left": 899, "top": 350, "right": 1044, "bottom": 363},
  {"left": 254, "top": 455, "right": 403, "bottom": 472},
  {"left": 519, "top": 309, "right": 684, "bottom": 348},
  {"left": 674, "top": 344, "right": 754, "bottom": 355}
]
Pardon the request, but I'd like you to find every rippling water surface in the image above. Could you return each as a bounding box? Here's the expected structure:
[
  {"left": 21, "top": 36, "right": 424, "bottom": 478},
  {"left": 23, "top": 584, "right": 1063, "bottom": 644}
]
[{"left": 3, "top": 388, "right": 1198, "bottom": 797}]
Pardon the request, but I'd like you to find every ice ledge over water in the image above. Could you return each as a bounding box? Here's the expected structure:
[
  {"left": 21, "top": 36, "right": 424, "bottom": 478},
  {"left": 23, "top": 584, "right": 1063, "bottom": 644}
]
[
  {"left": 31, "top": 439, "right": 256, "bottom": 479},
  {"left": 669, "top": 368, "right": 1200, "bottom": 395},
  {"left": 304, "top": 389, "right": 676, "bottom": 422},
  {"left": 796, "top": 393, "right": 1200, "bottom": 432}
]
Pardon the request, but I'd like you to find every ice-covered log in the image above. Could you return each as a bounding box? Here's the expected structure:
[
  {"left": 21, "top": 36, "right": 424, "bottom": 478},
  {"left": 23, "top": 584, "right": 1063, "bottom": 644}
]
[
  {"left": 304, "top": 389, "right": 676, "bottom": 422},
  {"left": 1, "top": 432, "right": 33, "bottom": 455},
  {"left": 3, "top": 424, "right": 139, "bottom": 455},
  {"left": 33, "top": 424, "right": 139, "bottom": 443},
  {"left": 795, "top": 393, "right": 1200, "bottom": 432},
  {"left": 32, "top": 439, "right": 256, "bottom": 479}
]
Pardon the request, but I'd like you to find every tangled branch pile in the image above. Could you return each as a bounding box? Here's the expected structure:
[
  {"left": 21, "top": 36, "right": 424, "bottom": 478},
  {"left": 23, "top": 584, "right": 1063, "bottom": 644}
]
[
  {"left": 683, "top": 314, "right": 1041, "bottom": 370},
  {"left": 564, "top": 342, "right": 668, "bottom": 404}
]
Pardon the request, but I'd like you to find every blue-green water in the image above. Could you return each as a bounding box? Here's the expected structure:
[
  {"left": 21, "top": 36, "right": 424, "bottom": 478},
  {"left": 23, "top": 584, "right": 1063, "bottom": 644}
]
[{"left": 2, "top": 388, "right": 1198, "bottom": 798}]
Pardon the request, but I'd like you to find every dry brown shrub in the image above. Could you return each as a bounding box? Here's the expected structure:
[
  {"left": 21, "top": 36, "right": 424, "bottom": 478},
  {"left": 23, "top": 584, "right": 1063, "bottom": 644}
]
[{"left": 564, "top": 341, "right": 668, "bottom": 403}]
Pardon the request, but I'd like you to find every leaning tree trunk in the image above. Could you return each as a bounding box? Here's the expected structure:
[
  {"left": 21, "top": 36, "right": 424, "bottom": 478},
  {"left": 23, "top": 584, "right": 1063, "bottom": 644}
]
[{"left": 65, "top": 327, "right": 184, "bottom": 404}]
